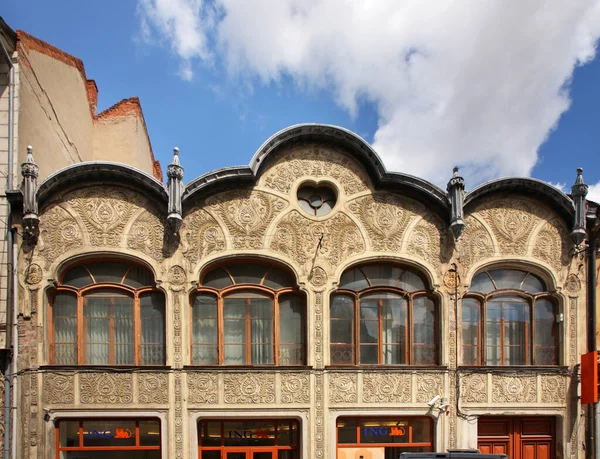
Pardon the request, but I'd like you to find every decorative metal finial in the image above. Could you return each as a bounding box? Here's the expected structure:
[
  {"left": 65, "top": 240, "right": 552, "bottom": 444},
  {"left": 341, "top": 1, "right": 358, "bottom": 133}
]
[
  {"left": 570, "top": 167, "right": 588, "bottom": 246},
  {"left": 166, "top": 146, "right": 184, "bottom": 235},
  {"left": 447, "top": 166, "right": 465, "bottom": 241},
  {"left": 21, "top": 145, "right": 40, "bottom": 242}
]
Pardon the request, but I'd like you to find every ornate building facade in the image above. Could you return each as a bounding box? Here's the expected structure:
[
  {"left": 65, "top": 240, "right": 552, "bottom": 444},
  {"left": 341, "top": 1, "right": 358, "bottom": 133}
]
[{"left": 8, "top": 123, "right": 597, "bottom": 459}]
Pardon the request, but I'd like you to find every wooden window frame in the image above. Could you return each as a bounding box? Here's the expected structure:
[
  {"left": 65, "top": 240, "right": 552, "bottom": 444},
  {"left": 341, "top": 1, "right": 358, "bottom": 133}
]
[
  {"left": 191, "top": 286, "right": 306, "bottom": 366},
  {"left": 330, "top": 288, "right": 438, "bottom": 366},
  {"left": 462, "top": 292, "right": 558, "bottom": 366},
  {"left": 49, "top": 285, "right": 165, "bottom": 366}
]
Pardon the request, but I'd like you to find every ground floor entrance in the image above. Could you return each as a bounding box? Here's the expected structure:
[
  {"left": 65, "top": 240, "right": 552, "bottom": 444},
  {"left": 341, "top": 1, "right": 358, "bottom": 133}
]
[
  {"left": 477, "top": 417, "right": 554, "bottom": 459},
  {"left": 198, "top": 419, "right": 299, "bottom": 459}
]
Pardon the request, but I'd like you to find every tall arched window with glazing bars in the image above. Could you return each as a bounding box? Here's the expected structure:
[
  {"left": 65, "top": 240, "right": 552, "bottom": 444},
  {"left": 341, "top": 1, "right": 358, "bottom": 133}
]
[
  {"left": 330, "top": 264, "right": 438, "bottom": 365},
  {"left": 191, "top": 262, "right": 306, "bottom": 365},
  {"left": 49, "top": 261, "right": 165, "bottom": 365},
  {"left": 462, "top": 268, "right": 558, "bottom": 366}
]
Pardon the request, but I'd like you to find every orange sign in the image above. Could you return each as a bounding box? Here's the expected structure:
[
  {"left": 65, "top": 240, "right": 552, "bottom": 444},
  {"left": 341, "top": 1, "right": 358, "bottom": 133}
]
[
  {"left": 114, "top": 428, "right": 133, "bottom": 439},
  {"left": 582, "top": 351, "right": 598, "bottom": 404},
  {"left": 389, "top": 426, "right": 406, "bottom": 436}
]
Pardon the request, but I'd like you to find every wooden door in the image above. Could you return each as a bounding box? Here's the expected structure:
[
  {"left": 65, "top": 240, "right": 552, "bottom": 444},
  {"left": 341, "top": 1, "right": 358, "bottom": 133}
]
[{"left": 477, "top": 417, "right": 554, "bottom": 459}]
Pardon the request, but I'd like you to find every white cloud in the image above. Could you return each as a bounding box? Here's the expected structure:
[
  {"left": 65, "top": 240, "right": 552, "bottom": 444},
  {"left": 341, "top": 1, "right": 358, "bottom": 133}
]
[
  {"left": 137, "top": 0, "right": 600, "bottom": 187},
  {"left": 588, "top": 182, "right": 600, "bottom": 204},
  {"left": 547, "top": 182, "right": 567, "bottom": 194}
]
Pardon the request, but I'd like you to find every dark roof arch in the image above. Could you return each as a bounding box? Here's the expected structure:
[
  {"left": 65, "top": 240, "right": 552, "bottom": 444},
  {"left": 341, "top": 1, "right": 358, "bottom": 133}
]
[
  {"left": 183, "top": 124, "right": 450, "bottom": 217},
  {"left": 37, "top": 161, "right": 168, "bottom": 208},
  {"left": 464, "top": 177, "right": 575, "bottom": 226}
]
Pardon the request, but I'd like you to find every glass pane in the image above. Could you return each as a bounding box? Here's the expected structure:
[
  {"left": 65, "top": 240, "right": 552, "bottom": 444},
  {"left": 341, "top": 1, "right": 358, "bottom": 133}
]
[
  {"left": 411, "top": 418, "right": 432, "bottom": 443},
  {"left": 462, "top": 298, "right": 480, "bottom": 365},
  {"left": 254, "top": 453, "right": 272, "bottom": 459},
  {"left": 193, "top": 294, "right": 218, "bottom": 364},
  {"left": 521, "top": 272, "right": 546, "bottom": 293},
  {"left": 339, "top": 267, "right": 369, "bottom": 291},
  {"left": 199, "top": 421, "right": 222, "bottom": 447},
  {"left": 360, "top": 344, "right": 378, "bottom": 364},
  {"left": 277, "top": 420, "right": 298, "bottom": 446},
  {"left": 53, "top": 292, "right": 77, "bottom": 365},
  {"left": 59, "top": 421, "right": 80, "bottom": 447},
  {"left": 201, "top": 452, "right": 221, "bottom": 459},
  {"left": 398, "top": 270, "right": 426, "bottom": 292},
  {"left": 223, "top": 420, "right": 275, "bottom": 446},
  {"left": 331, "top": 295, "right": 354, "bottom": 319},
  {"left": 87, "top": 262, "right": 130, "bottom": 284},
  {"left": 264, "top": 268, "right": 295, "bottom": 290},
  {"left": 139, "top": 419, "right": 161, "bottom": 446},
  {"left": 202, "top": 267, "right": 233, "bottom": 288},
  {"left": 64, "top": 452, "right": 160, "bottom": 459},
  {"left": 337, "top": 418, "right": 357, "bottom": 443},
  {"left": 361, "top": 265, "right": 403, "bottom": 288},
  {"left": 82, "top": 420, "right": 136, "bottom": 447},
  {"left": 61, "top": 265, "right": 92, "bottom": 288},
  {"left": 123, "top": 264, "right": 154, "bottom": 288},
  {"left": 140, "top": 292, "right": 165, "bottom": 365},
  {"left": 227, "top": 264, "right": 269, "bottom": 285},
  {"left": 85, "top": 291, "right": 134, "bottom": 365},
  {"left": 535, "top": 298, "right": 557, "bottom": 365},
  {"left": 278, "top": 450, "right": 298, "bottom": 459},
  {"left": 470, "top": 272, "right": 494, "bottom": 293},
  {"left": 490, "top": 269, "right": 527, "bottom": 290},
  {"left": 413, "top": 297, "right": 436, "bottom": 364},
  {"left": 251, "top": 297, "right": 273, "bottom": 364},
  {"left": 279, "top": 295, "right": 305, "bottom": 365}
]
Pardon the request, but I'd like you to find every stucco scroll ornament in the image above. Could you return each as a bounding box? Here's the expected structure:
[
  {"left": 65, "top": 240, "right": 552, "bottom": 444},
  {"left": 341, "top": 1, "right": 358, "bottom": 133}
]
[
  {"left": 79, "top": 373, "right": 133, "bottom": 404},
  {"left": 174, "top": 373, "right": 183, "bottom": 458},
  {"left": 271, "top": 211, "right": 365, "bottom": 266},
  {"left": 127, "top": 209, "right": 167, "bottom": 260},
  {"left": 415, "top": 374, "right": 444, "bottom": 403},
  {"left": 309, "top": 266, "right": 327, "bottom": 288},
  {"left": 443, "top": 269, "right": 460, "bottom": 294},
  {"left": 262, "top": 147, "right": 368, "bottom": 195},
  {"left": 182, "top": 208, "right": 226, "bottom": 264},
  {"left": 362, "top": 373, "right": 411, "bottom": 403},
  {"left": 188, "top": 373, "right": 218, "bottom": 404},
  {"left": 480, "top": 199, "right": 539, "bottom": 255},
  {"left": 541, "top": 375, "right": 566, "bottom": 403},
  {"left": 407, "top": 214, "right": 447, "bottom": 266},
  {"left": 68, "top": 187, "right": 143, "bottom": 246},
  {"left": 38, "top": 205, "right": 83, "bottom": 265},
  {"left": 329, "top": 373, "right": 358, "bottom": 404},
  {"left": 207, "top": 190, "right": 287, "bottom": 249},
  {"left": 460, "top": 373, "right": 487, "bottom": 403},
  {"left": 348, "top": 194, "right": 420, "bottom": 251},
  {"left": 224, "top": 374, "right": 276, "bottom": 404},
  {"left": 532, "top": 220, "right": 570, "bottom": 273},
  {"left": 281, "top": 374, "right": 310, "bottom": 404},
  {"left": 25, "top": 263, "right": 43, "bottom": 286},
  {"left": 43, "top": 374, "right": 74, "bottom": 404},
  {"left": 138, "top": 374, "right": 169, "bottom": 404},
  {"left": 167, "top": 265, "right": 187, "bottom": 290},
  {"left": 491, "top": 374, "right": 536, "bottom": 403}
]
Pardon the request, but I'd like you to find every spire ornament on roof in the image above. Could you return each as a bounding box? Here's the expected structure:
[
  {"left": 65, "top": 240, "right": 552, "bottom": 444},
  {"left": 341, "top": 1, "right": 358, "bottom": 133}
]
[
  {"left": 21, "top": 145, "right": 40, "bottom": 243},
  {"left": 447, "top": 167, "right": 465, "bottom": 241},
  {"left": 167, "top": 147, "right": 184, "bottom": 235},
  {"left": 570, "top": 167, "right": 588, "bottom": 247}
]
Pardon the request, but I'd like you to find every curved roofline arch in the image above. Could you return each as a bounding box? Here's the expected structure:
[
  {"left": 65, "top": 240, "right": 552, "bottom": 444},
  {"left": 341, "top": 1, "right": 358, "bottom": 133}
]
[
  {"left": 184, "top": 124, "right": 449, "bottom": 217},
  {"left": 464, "top": 177, "right": 575, "bottom": 225},
  {"left": 37, "top": 161, "right": 168, "bottom": 207}
]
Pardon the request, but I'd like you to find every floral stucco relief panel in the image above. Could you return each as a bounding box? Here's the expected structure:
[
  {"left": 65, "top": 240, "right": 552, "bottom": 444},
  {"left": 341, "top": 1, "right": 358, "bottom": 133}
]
[
  {"left": 38, "top": 203, "right": 83, "bottom": 266},
  {"left": 182, "top": 208, "right": 226, "bottom": 264}
]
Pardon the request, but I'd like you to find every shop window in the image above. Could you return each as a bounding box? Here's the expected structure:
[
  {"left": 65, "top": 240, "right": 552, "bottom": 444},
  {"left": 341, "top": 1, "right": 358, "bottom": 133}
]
[
  {"left": 330, "top": 264, "right": 438, "bottom": 365},
  {"left": 192, "top": 262, "right": 306, "bottom": 365},
  {"left": 336, "top": 417, "right": 433, "bottom": 459},
  {"left": 50, "top": 261, "right": 165, "bottom": 365},
  {"left": 462, "top": 269, "right": 558, "bottom": 366},
  {"left": 56, "top": 418, "right": 161, "bottom": 458},
  {"left": 198, "top": 419, "right": 299, "bottom": 458}
]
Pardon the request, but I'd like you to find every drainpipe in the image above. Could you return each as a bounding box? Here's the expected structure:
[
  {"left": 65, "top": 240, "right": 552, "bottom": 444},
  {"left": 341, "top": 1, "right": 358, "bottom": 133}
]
[
  {"left": 1, "top": 35, "right": 15, "bottom": 459},
  {"left": 9, "top": 229, "right": 17, "bottom": 459}
]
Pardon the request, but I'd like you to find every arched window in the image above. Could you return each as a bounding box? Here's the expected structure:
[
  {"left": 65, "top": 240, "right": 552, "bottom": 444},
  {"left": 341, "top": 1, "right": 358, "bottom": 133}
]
[
  {"left": 462, "top": 268, "right": 558, "bottom": 366},
  {"left": 191, "top": 262, "right": 306, "bottom": 365},
  {"left": 330, "top": 264, "right": 438, "bottom": 365},
  {"left": 50, "top": 261, "right": 165, "bottom": 365}
]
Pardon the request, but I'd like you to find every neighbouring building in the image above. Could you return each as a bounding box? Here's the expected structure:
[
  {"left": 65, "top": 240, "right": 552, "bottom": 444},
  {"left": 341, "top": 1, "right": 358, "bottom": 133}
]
[{"left": 3, "top": 17, "right": 600, "bottom": 459}]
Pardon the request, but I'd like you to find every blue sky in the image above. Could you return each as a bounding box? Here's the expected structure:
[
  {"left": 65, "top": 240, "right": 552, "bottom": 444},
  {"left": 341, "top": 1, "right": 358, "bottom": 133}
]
[{"left": 4, "top": 1, "right": 600, "bottom": 200}]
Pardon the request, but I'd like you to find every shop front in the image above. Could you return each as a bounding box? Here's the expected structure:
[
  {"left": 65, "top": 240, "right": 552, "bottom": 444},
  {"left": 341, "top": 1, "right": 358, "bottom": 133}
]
[
  {"left": 198, "top": 419, "right": 300, "bottom": 459},
  {"left": 55, "top": 418, "right": 161, "bottom": 459},
  {"left": 336, "top": 417, "right": 434, "bottom": 459}
]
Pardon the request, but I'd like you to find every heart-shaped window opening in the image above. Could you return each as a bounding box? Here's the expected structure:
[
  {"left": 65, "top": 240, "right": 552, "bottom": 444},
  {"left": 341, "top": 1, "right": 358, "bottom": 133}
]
[{"left": 297, "top": 184, "right": 337, "bottom": 216}]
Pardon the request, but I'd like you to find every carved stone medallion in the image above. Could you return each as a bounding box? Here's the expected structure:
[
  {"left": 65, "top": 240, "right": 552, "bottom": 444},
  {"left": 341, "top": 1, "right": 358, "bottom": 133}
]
[
  {"left": 348, "top": 194, "right": 421, "bottom": 251},
  {"left": 168, "top": 265, "right": 186, "bottom": 287},
  {"left": 281, "top": 373, "right": 310, "bottom": 404},
  {"left": 25, "top": 263, "right": 43, "bottom": 285},
  {"left": 329, "top": 373, "right": 358, "bottom": 404},
  {"left": 224, "top": 374, "right": 275, "bottom": 404},
  {"left": 565, "top": 274, "right": 581, "bottom": 294},
  {"left": 207, "top": 190, "right": 287, "bottom": 249},
  {"left": 138, "top": 373, "right": 169, "bottom": 404},
  {"left": 271, "top": 211, "right": 365, "bottom": 265},
  {"left": 188, "top": 373, "right": 218, "bottom": 404},
  {"left": 309, "top": 266, "right": 327, "bottom": 287}
]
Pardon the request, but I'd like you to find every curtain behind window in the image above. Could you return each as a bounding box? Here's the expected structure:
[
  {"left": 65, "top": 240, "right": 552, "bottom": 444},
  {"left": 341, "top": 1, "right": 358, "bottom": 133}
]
[{"left": 53, "top": 292, "right": 77, "bottom": 364}]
